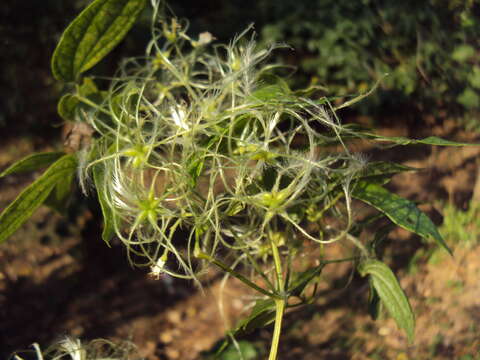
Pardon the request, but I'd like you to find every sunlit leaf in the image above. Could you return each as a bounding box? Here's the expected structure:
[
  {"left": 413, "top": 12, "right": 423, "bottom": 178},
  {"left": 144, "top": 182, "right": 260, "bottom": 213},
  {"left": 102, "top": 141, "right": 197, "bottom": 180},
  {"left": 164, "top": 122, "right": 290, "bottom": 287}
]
[
  {"left": 352, "top": 181, "right": 452, "bottom": 255},
  {"left": 0, "top": 152, "right": 65, "bottom": 178},
  {"left": 51, "top": 0, "right": 147, "bottom": 82},
  {"left": 358, "top": 260, "right": 415, "bottom": 343},
  {"left": 0, "top": 154, "right": 77, "bottom": 244}
]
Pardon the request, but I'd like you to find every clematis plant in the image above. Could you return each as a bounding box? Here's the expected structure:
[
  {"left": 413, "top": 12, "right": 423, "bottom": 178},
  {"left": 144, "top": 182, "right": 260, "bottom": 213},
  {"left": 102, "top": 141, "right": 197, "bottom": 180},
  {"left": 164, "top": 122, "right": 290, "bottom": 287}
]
[{"left": 1, "top": 0, "right": 477, "bottom": 359}]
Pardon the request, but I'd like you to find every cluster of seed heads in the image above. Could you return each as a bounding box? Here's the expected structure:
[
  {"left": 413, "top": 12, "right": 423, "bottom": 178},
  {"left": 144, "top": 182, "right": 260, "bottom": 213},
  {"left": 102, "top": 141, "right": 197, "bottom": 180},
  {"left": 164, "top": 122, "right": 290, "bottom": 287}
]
[{"left": 80, "top": 0, "right": 368, "bottom": 281}]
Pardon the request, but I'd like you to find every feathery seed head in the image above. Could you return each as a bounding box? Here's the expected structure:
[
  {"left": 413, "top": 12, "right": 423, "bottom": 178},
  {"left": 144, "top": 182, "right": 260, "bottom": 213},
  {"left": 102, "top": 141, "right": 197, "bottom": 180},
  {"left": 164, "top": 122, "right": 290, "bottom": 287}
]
[{"left": 82, "top": 1, "right": 367, "bottom": 279}]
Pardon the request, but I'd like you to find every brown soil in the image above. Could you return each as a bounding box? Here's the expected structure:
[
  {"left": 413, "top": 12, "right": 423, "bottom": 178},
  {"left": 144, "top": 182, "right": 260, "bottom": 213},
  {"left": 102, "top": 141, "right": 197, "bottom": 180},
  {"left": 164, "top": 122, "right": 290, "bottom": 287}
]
[{"left": 1, "top": 118, "right": 480, "bottom": 360}]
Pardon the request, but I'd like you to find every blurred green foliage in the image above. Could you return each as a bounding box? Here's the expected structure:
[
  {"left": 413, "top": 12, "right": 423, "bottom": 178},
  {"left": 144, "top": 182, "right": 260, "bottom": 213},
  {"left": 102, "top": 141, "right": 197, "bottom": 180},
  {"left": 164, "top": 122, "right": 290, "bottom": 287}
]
[
  {"left": 255, "top": 0, "right": 480, "bottom": 114},
  {"left": 439, "top": 200, "right": 480, "bottom": 248},
  {"left": 410, "top": 200, "right": 480, "bottom": 269}
]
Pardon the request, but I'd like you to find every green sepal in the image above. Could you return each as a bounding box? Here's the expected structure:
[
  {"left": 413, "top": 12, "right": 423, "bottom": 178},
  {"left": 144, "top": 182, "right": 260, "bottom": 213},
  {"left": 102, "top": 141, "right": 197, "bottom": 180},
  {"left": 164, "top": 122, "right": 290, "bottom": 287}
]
[
  {"left": 51, "top": 0, "right": 147, "bottom": 82},
  {"left": 0, "top": 154, "right": 77, "bottom": 244},
  {"left": 0, "top": 152, "right": 65, "bottom": 178},
  {"left": 352, "top": 181, "right": 452, "bottom": 255},
  {"left": 358, "top": 259, "right": 415, "bottom": 343}
]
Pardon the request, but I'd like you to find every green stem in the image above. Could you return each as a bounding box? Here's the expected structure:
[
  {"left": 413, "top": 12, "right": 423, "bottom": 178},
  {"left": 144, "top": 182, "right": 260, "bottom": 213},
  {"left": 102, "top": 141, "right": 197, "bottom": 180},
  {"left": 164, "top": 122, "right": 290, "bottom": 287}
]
[
  {"left": 270, "top": 237, "right": 284, "bottom": 293},
  {"left": 268, "top": 235, "right": 286, "bottom": 360},
  {"left": 268, "top": 298, "right": 286, "bottom": 360}
]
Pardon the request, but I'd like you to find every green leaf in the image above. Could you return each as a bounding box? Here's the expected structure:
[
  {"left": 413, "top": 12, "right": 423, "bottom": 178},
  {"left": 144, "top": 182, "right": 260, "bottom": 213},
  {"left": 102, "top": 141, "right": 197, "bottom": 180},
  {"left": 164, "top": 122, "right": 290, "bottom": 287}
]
[
  {"left": 248, "top": 75, "right": 292, "bottom": 104},
  {"left": 92, "top": 161, "right": 116, "bottom": 244},
  {"left": 51, "top": 0, "right": 147, "bottom": 82},
  {"left": 329, "top": 161, "right": 415, "bottom": 198},
  {"left": 0, "top": 152, "right": 65, "bottom": 178},
  {"left": 0, "top": 154, "right": 77, "bottom": 244},
  {"left": 363, "top": 133, "right": 478, "bottom": 147},
  {"left": 415, "top": 136, "right": 479, "bottom": 146},
  {"left": 358, "top": 260, "right": 415, "bottom": 343},
  {"left": 233, "top": 299, "right": 276, "bottom": 336},
  {"left": 58, "top": 94, "right": 80, "bottom": 121},
  {"left": 361, "top": 161, "right": 417, "bottom": 179},
  {"left": 216, "top": 341, "right": 258, "bottom": 360},
  {"left": 202, "top": 339, "right": 258, "bottom": 360},
  {"left": 352, "top": 181, "right": 452, "bottom": 255},
  {"left": 336, "top": 161, "right": 417, "bottom": 188},
  {"left": 58, "top": 78, "right": 107, "bottom": 121},
  {"left": 78, "top": 77, "right": 101, "bottom": 96},
  {"left": 186, "top": 154, "right": 205, "bottom": 188},
  {"left": 249, "top": 84, "right": 289, "bottom": 102},
  {"left": 44, "top": 170, "right": 75, "bottom": 214},
  {"left": 367, "top": 279, "right": 381, "bottom": 320}
]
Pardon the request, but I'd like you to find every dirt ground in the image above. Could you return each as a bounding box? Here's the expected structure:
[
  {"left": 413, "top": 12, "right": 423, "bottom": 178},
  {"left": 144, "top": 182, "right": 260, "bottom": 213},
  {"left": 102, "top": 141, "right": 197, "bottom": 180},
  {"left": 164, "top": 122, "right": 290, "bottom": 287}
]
[{"left": 1, "top": 117, "right": 480, "bottom": 360}]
